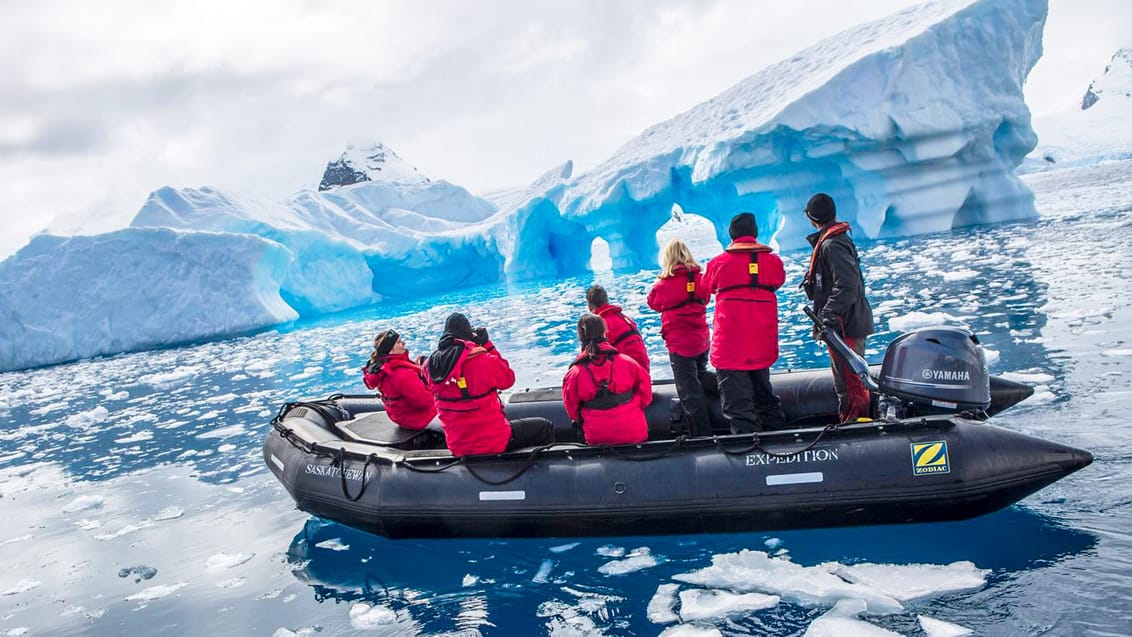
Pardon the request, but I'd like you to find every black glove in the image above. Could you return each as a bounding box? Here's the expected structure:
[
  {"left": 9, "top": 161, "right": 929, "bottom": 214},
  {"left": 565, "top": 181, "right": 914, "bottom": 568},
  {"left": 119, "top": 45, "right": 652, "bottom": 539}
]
[
  {"left": 414, "top": 354, "right": 427, "bottom": 366},
  {"left": 820, "top": 314, "right": 841, "bottom": 334},
  {"left": 472, "top": 326, "right": 490, "bottom": 345}
]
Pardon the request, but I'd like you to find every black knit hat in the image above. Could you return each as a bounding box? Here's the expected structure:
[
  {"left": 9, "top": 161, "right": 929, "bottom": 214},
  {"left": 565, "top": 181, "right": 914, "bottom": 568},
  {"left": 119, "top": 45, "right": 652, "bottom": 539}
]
[
  {"left": 443, "top": 312, "right": 474, "bottom": 341},
  {"left": 805, "top": 193, "right": 837, "bottom": 224},
  {"left": 728, "top": 212, "right": 758, "bottom": 239}
]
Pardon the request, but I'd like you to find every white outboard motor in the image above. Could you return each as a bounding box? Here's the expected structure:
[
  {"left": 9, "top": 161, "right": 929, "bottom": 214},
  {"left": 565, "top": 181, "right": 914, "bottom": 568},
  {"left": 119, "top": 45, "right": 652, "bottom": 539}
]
[{"left": 878, "top": 327, "right": 990, "bottom": 417}]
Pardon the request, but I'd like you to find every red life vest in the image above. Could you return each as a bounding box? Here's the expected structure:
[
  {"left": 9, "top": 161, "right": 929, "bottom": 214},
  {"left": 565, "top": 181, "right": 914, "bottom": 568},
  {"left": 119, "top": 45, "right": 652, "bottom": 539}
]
[
  {"left": 362, "top": 353, "right": 437, "bottom": 430},
  {"left": 703, "top": 237, "right": 786, "bottom": 370},
  {"left": 647, "top": 264, "right": 710, "bottom": 357},
  {"left": 562, "top": 344, "right": 651, "bottom": 446},
  {"left": 592, "top": 304, "right": 651, "bottom": 377},
  {"left": 426, "top": 340, "right": 515, "bottom": 457}
]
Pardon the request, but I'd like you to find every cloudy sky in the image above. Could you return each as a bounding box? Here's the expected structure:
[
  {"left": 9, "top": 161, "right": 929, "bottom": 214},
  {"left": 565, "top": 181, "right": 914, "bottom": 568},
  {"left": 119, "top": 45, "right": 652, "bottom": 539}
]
[{"left": 0, "top": 0, "right": 1125, "bottom": 258}]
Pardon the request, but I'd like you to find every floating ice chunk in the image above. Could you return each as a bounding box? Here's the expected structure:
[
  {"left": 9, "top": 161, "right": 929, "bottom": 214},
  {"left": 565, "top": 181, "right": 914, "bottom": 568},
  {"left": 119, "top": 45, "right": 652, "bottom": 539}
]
[
  {"left": 62, "top": 494, "right": 104, "bottom": 513},
  {"left": 139, "top": 368, "right": 199, "bottom": 391},
  {"left": 125, "top": 581, "right": 188, "bottom": 601},
  {"left": 154, "top": 506, "right": 185, "bottom": 521},
  {"left": 1101, "top": 349, "right": 1132, "bottom": 357},
  {"left": 804, "top": 599, "right": 901, "bottom": 636},
  {"left": 940, "top": 269, "right": 979, "bottom": 282},
  {"left": 64, "top": 406, "right": 109, "bottom": 428},
  {"left": 673, "top": 550, "right": 904, "bottom": 614},
  {"left": 834, "top": 561, "right": 988, "bottom": 601},
  {"left": 197, "top": 425, "right": 246, "bottom": 440},
  {"left": 75, "top": 519, "right": 102, "bottom": 530},
  {"left": 647, "top": 583, "right": 681, "bottom": 624},
  {"left": 0, "top": 534, "right": 33, "bottom": 546},
  {"left": 6, "top": 627, "right": 30, "bottom": 636},
  {"left": 598, "top": 547, "right": 661, "bottom": 575},
  {"left": 918, "top": 615, "right": 973, "bottom": 636},
  {"left": 114, "top": 430, "right": 153, "bottom": 444},
  {"left": 550, "top": 542, "right": 580, "bottom": 553},
  {"left": 206, "top": 552, "right": 255, "bottom": 569},
  {"left": 94, "top": 520, "right": 154, "bottom": 540},
  {"left": 678, "top": 588, "right": 780, "bottom": 621},
  {"left": 596, "top": 544, "right": 625, "bottom": 557},
  {"left": 982, "top": 348, "right": 1000, "bottom": 366},
  {"left": 314, "top": 538, "right": 350, "bottom": 552},
  {"left": 999, "top": 371, "right": 1054, "bottom": 384},
  {"left": 764, "top": 537, "right": 784, "bottom": 549},
  {"left": 532, "top": 559, "right": 555, "bottom": 584},
  {"left": 1021, "top": 389, "right": 1056, "bottom": 405},
  {"left": 889, "top": 312, "right": 960, "bottom": 332},
  {"left": 659, "top": 624, "right": 723, "bottom": 637},
  {"left": 1, "top": 578, "right": 40, "bottom": 596},
  {"left": 349, "top": 602, "right": 397, "bottom": 628},
  {"left": 462, "top": 574, "right": 478, "bottom": 587},
  {"left": 273, "top": 628, "right": 319, "bottom": 637},
  {"left": 117, "top": 565, "right": 157, "bottom": 582}
]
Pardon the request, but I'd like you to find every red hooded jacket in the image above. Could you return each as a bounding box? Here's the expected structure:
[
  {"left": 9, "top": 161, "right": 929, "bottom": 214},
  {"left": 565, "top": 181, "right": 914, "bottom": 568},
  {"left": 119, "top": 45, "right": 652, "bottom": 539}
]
[
  {"left": 562, "top": 343, "right": 652, "bottom": 446},
  {"left": 592, "top": 304, "right": 651, "bottom": 377},
  {"left": 646, "top": 264, "right": 710, "bottom": 357},
  {"left": 362, "top": 352, "right": 437, "bottom": 430},
  {"left": 425, "top": 340, "right": 516, "bottom": 457},
  {"left": 702, "top": 236, "right": 786, "bottom": 370}
]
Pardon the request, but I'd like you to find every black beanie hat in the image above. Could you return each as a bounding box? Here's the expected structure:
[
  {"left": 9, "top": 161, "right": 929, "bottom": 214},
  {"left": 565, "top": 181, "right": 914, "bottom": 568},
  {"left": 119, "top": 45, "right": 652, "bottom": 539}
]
[
  {"left": 805, "top": 193, "right": 836, "bottom": 224},
  {"left": 728, "top": 212, "right": 758, "bottom": 239},
  {"left": 443, "top": 312, "right": 474, "bottom": 340}
]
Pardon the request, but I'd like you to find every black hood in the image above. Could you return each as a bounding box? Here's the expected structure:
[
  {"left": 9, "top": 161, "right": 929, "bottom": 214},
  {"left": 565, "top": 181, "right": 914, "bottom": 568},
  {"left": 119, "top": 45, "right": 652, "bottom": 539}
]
[{"left": 427, "top": 313, "right": 475, "bottom": 382}]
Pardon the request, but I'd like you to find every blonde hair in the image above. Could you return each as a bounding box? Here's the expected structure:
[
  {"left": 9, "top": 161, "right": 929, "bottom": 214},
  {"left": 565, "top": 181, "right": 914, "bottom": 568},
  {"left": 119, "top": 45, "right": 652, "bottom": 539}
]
[{"left": 659, "top": 239, "right": 699, "bottom": 278}]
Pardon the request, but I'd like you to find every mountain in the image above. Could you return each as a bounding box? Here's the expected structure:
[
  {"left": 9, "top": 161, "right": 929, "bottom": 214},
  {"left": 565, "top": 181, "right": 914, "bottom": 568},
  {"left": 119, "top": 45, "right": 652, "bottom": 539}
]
[
  {"left": 318, "top": 142, "right": 430, "bottom": 190},
  {"left": 1024, "top": 47, "right": 1132, "bottom": 171}
]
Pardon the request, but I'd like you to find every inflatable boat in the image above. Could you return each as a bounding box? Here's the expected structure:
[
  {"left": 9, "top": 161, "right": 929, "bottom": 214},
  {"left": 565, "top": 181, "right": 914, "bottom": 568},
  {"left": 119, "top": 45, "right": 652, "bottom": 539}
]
[{"left": 263, "top": 325, "right": 1092, "bottom": 539}]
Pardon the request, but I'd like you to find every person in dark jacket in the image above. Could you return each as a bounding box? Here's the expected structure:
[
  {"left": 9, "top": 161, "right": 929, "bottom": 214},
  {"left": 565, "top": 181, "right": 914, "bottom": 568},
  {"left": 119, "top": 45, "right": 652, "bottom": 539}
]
[
  {"left": 562, "top": 314, "right": 652, "bottom": 446},
  {"left": 802, "top": 193, "right": 875, "bottom": 422},
  {"left": 702, "top": 212, "right": 788, "bottom": 433},
  {"left": 646, "top": 238, "right": 712, "bottom": 436},
  {"left": 586, "top": 285, "right": 651, "bottom": 378},
  {"left": 424, "top": 313, "right": 553, "bottom": 457},
  {"left": 362, "top": 329, "right": 437, "bottom": 430}
]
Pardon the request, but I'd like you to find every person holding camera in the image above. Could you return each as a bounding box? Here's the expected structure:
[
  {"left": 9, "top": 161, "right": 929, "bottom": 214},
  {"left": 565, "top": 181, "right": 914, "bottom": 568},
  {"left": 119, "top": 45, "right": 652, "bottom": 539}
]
[
  {"left": 362, "top": 329, "right": 436, "bottom": 430},
  {"left": 424, "top": 312, "right": 554, "bottom": 457}
]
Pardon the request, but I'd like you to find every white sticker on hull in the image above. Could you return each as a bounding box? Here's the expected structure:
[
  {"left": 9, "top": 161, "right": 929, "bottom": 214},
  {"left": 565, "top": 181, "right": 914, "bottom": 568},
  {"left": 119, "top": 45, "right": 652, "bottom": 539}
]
[
  {"left": 479, "top": 491, "right": 526, "bottom": 501},
  {"left": 270, "top": 454, "right": 285, "bottom": 472},
  {"left": 766, "top": 472, "right": 824, "bottom": 486}
]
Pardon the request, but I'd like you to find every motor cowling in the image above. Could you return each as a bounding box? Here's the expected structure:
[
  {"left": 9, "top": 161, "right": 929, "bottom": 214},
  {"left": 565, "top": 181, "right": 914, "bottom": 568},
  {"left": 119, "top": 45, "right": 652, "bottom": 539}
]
[{"left": 879, "top": 327, "right": 990, "bottom": 414}]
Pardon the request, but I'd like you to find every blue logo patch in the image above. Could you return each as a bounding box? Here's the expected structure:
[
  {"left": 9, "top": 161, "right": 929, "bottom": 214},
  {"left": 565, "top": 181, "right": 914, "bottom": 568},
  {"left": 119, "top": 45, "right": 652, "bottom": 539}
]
[{"left": 910, "top": 441, "right": 951, "bottom": 475}]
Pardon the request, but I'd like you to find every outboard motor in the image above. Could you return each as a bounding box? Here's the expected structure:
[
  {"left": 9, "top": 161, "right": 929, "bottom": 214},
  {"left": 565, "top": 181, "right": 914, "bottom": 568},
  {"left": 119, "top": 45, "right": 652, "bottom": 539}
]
[
  {"left": 878, "top": 327, "right": 990, "bottom": 417},
  {"left": 803, "top": 306, "right": 990, "bottom": 421}
]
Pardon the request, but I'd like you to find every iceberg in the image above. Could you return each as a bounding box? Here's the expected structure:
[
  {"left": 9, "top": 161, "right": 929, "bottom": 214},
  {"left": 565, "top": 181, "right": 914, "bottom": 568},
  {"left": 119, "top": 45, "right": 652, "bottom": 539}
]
[{"left": 0, "top": 0, "right": 1050, "bottom": 372}]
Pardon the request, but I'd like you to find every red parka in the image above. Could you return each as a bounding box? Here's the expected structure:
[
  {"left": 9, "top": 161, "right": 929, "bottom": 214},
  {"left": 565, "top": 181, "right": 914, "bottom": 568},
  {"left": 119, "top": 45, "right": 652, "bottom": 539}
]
[
  {"left": 592, "top": 304, "right": 651, "bottom": 377},
  {"left": 646, "top": 264, "right": 710, "bottom": 357},
  {"left": 362, "top": 352, "right": 437, "bottom": 430},
  {"left": 702, "top": 236, "right": 786, "bottom": 370},
  {"left": 425, "top": 340, "right": 516, "bottom": 457},
  {"left": 562, "top": 343, "right": 652, "bottom": 446}
]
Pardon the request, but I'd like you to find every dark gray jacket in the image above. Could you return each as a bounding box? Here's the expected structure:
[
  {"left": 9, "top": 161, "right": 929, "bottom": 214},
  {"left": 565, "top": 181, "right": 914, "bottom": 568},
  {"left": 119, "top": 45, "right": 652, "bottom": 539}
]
[{"left": 803, "top": 227, "right": 874, "bottom": 338}]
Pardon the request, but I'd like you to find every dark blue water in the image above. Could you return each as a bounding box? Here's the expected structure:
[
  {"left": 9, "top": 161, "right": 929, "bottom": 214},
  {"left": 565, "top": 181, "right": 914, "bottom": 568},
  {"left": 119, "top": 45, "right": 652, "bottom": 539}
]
[{"left": 1, "top": 176, "right": 1129, "bottom": 635}]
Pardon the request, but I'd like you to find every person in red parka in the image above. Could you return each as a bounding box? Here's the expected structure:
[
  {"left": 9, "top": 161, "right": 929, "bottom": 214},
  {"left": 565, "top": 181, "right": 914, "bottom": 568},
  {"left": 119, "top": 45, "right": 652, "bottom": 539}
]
[
  {"left": 586, "top": 285, "right": 650, "bottom": 378},
  {"left": 424, "top": 313, "right": 554, "bottom": 457},
  {"left": 702, "top": 212, "right": 788, "bottom": 433},
  {"left": 562, "top": 313, "right": 652, "bottom": 446},
  {"left": 647, "top": 238, "right": 712, "bottom": 437},
  {"left": 362, "top": 328, "right": 437, "bottom": 430}
]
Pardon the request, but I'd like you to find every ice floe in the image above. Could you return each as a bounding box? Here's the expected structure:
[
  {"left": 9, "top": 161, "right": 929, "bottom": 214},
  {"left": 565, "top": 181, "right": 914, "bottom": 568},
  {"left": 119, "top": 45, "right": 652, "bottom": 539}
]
[
  {"left": 206, "top": 552, "right": 255, "bottom": 569},
  {"left": 598, "top": 547, "right": 661, "bottom": 575},
  {"left": 124, "top": 581, "right": 189, "bottom": 601},
  {"left": 61, "top": 494, "right": 104, "bottom": 513},
  {"left": 919, "top": 614, "right": 974, "bottom": 636},
  {"left": 803, "top": 599, "right": 902, "bottom": 636}
]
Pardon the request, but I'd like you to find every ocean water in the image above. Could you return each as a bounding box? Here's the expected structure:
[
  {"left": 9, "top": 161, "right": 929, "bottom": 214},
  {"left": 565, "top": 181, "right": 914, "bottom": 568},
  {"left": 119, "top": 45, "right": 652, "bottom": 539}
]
[{"left": 1, "top": 162, "right": 1130, "bottom": 635}]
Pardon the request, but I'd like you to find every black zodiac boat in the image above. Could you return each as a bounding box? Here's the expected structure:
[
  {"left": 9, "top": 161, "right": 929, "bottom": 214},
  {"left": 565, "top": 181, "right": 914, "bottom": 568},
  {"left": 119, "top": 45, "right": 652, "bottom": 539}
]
[{"left": 263, "top": 321, "right": 1092, "bottom": 539}]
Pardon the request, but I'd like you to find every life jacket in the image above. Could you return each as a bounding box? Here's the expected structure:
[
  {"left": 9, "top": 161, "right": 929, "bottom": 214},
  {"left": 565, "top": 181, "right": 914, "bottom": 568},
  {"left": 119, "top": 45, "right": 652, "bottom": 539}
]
[
  {"left": 652, "top": 270, "right": 707, "bottom": 311},
  {"left": 715, "top": 242, "right": 779, "bottom": 297},
  {"left": 802, "top": 221, "right": 852, "bottom": 297},
  {"left": 570, "top": 353, "right": 635, "bottom": 416},
  {"left": 431, "top": 343, "right": 503, "bottom": 417}
]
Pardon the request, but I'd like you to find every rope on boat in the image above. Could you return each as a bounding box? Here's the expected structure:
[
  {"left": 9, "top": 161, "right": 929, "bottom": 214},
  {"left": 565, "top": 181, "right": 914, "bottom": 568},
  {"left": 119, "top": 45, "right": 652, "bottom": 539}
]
[
  {"left": 714, "top": 424, "right": 838, "bottom": 458},
  {"left": 332, "top": 448, "right": 380, "bottom": 502}
]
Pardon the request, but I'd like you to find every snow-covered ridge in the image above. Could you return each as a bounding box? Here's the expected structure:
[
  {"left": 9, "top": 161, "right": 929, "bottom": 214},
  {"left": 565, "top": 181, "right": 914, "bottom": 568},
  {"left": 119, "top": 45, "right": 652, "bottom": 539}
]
[
  {"left": 1025, "top": 47, "right": 1132, "bottom": 171},
  {"left": 0, "top": 0, "right": 1052, "bottom": 371}
]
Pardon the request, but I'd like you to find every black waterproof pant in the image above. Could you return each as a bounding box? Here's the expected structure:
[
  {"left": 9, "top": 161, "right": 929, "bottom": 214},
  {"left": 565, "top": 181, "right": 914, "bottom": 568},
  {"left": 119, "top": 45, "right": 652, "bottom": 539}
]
[
  {"left": 506, "top": 417, "right": 555, "bottom": 450},
  {"left": 717, "top": 368, "right": 786, "bottom": 433},
  {"left": 669, "top": 351, "right": 712, "bottom": 437}
]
